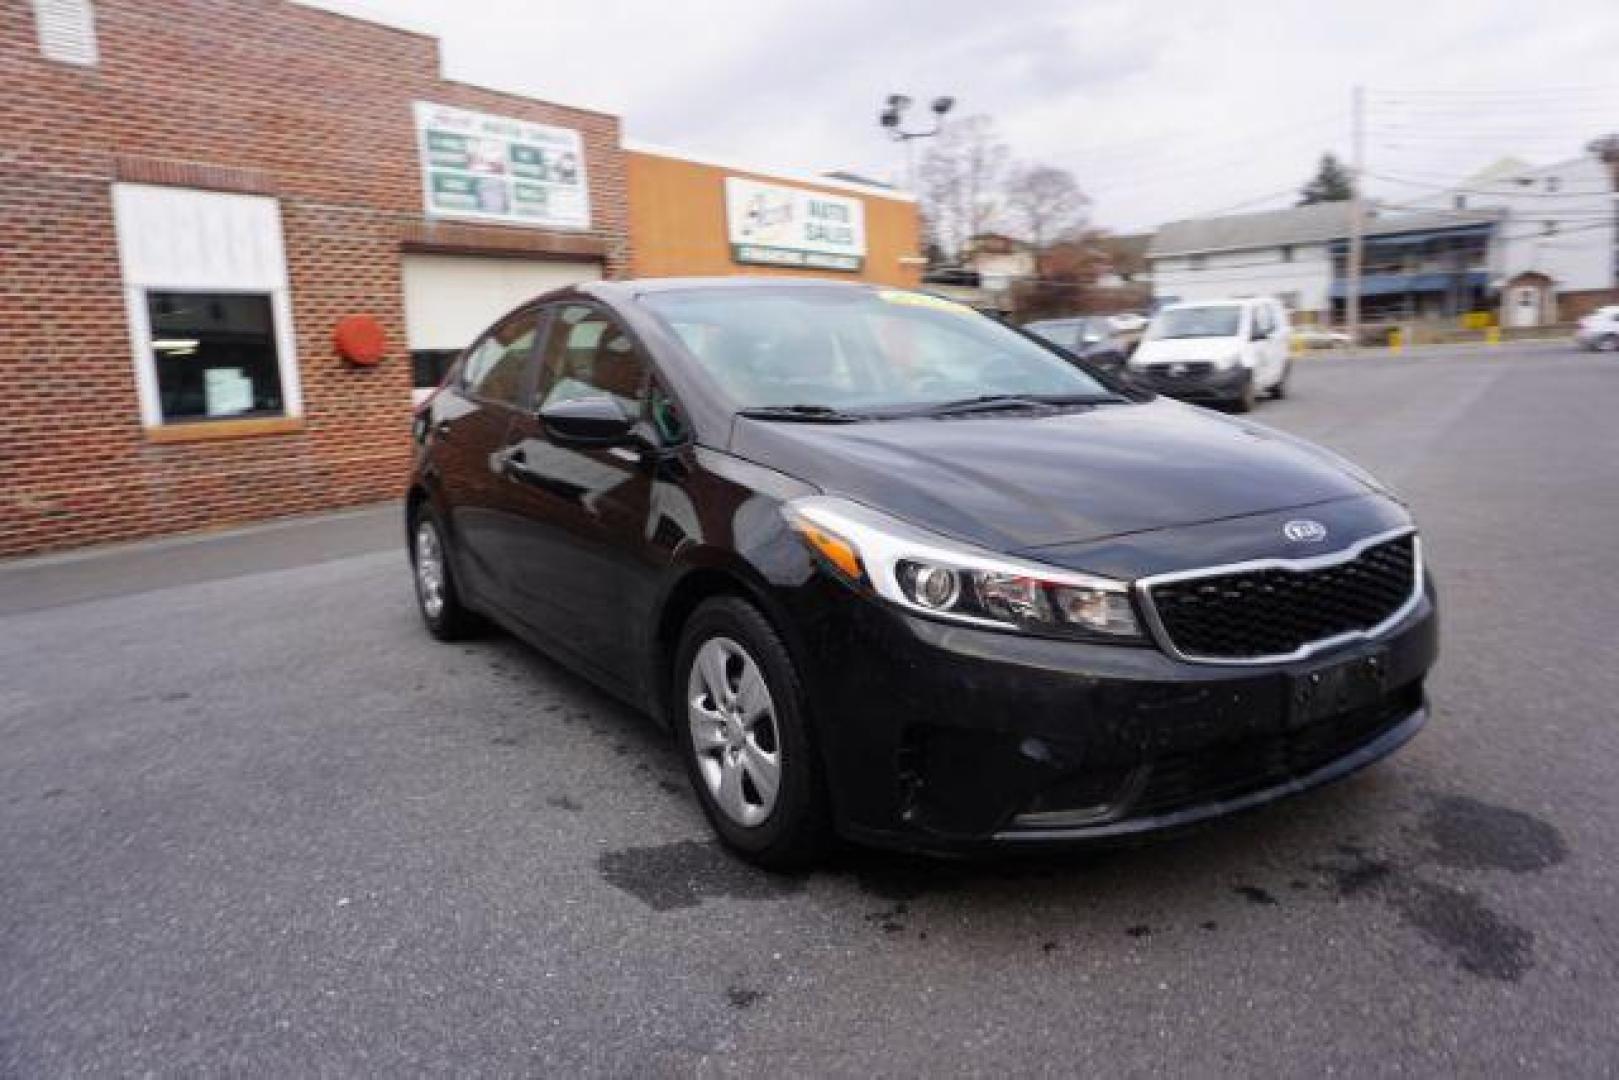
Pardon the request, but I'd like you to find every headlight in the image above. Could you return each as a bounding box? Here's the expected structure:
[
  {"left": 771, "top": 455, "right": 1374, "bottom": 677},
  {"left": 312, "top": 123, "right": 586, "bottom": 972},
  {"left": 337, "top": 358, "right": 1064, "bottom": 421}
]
[{"left": 784, "top": 496, "right": 1141, "bottom": 641}]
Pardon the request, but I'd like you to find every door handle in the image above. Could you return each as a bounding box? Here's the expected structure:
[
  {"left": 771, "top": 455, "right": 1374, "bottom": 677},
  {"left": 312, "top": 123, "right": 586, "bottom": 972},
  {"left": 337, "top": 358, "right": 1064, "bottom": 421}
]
[
  {"left": 494, "top": 444, "right": 532, "bottom": 478},
  {"left": 432, "top": 419, "right": 453, "bottom": 441}
]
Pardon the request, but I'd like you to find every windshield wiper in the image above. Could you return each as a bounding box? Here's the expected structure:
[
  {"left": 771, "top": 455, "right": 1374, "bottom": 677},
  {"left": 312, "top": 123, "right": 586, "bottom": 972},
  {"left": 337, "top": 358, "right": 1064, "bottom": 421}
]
[
  {"left": 735, "top": 404, "right": 867, "bottom": 423},
  {"left": 915, "top": 392, "right": 1121, "bottom": 417}
]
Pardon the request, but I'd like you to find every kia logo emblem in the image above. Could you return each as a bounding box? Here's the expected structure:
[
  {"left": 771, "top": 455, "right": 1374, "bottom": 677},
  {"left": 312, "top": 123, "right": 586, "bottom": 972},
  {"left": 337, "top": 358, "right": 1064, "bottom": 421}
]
[{"left": 1283, "top": 519, "right": 1328, "bottom": 543}]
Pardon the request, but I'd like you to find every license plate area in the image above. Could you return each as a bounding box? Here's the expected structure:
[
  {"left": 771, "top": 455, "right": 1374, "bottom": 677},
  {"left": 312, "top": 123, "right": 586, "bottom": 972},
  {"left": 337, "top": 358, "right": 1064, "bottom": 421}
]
[{"left": 1290, "top": 651, "right": 1387, "bottom": 728}]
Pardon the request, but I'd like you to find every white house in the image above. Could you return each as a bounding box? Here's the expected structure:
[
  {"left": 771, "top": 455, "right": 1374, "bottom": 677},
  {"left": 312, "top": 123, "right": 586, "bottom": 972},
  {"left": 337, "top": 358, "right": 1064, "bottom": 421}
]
[
  {"left": 1148, "top": 202, "right": 1346, "bottom": 320},
  {"left": 1148, "top": 155, "right": 1616, "bottom": 327},
  {"left": 1397, "top": 155, "right": 1616, "bottom": 326}
]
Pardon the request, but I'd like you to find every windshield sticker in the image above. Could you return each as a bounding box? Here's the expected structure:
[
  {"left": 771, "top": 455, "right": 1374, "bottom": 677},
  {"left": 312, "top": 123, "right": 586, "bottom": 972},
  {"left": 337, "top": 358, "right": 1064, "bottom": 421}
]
[{"left": 876, "top": 290, "right": 973, "bottom": 317}]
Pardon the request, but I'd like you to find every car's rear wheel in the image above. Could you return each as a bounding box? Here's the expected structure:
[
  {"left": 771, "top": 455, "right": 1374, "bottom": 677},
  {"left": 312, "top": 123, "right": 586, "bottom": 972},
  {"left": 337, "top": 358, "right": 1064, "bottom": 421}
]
[
  {"left": 1598, "top": 333, "right": 1619, "bottom": 353},
  {"left": 411, "top": 509, "right": 480, "bottom": 641},
  {"left": 672, "top": 597, "right": 829, "bottom": 869}
]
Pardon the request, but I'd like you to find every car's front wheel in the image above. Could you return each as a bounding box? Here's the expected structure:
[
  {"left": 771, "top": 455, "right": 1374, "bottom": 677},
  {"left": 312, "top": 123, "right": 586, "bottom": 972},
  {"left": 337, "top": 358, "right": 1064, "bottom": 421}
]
[
  {"left": 410, "top": 509, "right": 480, "bottom": 641},
  {"left": 1597, "top": 333, "right": 1619, "bottom": 353},
  {"left": 1231, "top": 370, "right": 1258, "bottom": 413},
  {"left": 673, "top": 597, "right": 829, "bottom": 869},
  {"left": 1269, "top": 360, "right": 1293, "bottom": 400}
]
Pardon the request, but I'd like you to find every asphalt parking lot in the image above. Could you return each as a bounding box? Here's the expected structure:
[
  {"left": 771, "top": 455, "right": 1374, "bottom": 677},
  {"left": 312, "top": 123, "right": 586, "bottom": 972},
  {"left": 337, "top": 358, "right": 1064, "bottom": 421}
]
[{"left": 4, "top": 342, "right": 1618, "bottom": 1076}]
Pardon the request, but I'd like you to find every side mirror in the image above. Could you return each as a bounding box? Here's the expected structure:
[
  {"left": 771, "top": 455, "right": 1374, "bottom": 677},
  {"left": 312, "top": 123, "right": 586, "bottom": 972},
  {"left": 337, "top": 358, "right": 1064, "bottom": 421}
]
[{"left": 539, "top": 394, "right": 635, "bottom": 445}]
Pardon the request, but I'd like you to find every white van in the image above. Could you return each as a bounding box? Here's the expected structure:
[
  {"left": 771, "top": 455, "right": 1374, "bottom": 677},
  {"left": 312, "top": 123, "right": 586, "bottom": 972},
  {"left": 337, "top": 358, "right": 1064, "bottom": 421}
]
[{"left": 1128, "top": 298, "right": 1292, "bottom": 412}]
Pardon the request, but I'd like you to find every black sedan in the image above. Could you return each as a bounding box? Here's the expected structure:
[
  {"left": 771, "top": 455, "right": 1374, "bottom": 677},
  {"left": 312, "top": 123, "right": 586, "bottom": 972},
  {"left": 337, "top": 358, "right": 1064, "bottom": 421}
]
[
  {"left": 406, "top": 279, "right": 1437, "bottom": 868},
  {"left": 1022, "top": 315, "right": 1133, "bottom": 374}
]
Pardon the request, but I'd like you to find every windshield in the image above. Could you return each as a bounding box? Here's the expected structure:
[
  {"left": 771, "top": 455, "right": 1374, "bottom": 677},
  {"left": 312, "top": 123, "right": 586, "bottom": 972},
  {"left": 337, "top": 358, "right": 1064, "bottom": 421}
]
[
  {"left": 640, "top": 286, "right": 1113, "bottom": 412},
  {"left": 1149, "top": 305, "right": 1244, "bottom": 340}
]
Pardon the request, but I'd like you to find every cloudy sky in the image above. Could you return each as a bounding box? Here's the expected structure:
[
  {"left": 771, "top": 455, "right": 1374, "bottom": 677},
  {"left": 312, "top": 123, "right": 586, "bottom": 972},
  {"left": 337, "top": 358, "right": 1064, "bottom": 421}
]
[{"left": 316, "top": 0, "right": 1619, "bottom": 233}]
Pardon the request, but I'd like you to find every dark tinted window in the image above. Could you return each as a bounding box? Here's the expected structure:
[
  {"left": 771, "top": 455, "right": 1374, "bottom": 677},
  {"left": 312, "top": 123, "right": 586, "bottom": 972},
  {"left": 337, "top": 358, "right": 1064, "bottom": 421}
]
[
  {"left": 146, "top": 291, "right": 283, "bottom": 423},
  {"left": 464, "top": 310, "right": 542, "bottom": 406},
  {"left": 535, "top": 304, "right": 647, "bottom": 412}
]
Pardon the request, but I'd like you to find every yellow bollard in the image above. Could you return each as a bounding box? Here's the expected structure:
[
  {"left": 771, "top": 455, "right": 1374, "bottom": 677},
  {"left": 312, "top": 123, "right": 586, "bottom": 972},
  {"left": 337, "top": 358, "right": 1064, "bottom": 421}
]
[
  {"left": 1485, "top": 327, "right": 1501, "bottom": 347},
  {"left": 1389, "top": 328, "right": 1402, "bottom": 353}
]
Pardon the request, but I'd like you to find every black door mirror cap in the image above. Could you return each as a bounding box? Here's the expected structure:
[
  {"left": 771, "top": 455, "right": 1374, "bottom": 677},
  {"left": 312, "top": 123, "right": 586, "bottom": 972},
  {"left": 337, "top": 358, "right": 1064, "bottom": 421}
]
[{"left": 539, "top": 394, "right": 636, "bottom": 445}]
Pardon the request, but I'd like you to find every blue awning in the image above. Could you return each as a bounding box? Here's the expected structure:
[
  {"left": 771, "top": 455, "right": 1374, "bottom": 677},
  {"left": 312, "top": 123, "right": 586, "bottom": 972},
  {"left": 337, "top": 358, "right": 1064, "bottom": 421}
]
[
  {"left": 1329, "top": 223, "right": 1494, "bottom": 253},
  {"left": 1329, "top": 271, "right": 1490, "bottom": 299}
]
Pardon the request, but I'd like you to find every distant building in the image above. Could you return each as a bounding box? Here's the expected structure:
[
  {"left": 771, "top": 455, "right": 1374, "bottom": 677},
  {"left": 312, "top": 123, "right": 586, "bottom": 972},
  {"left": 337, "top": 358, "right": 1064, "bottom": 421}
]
[
  {"left": 1147, "top": 156, "right": 1617, "bottom": 326},
  {"left": 1395, "top": 156, "right": 1617, "bottom": 325}
]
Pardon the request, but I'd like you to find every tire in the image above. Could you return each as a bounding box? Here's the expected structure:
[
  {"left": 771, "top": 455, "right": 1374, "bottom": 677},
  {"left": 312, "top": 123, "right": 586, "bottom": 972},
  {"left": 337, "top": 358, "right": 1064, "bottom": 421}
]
[
  {"left": 1269, "top": 360, "right": 1293, "bottom": 400},
  {"left": 1230, "top": 370, "right": 1258, "bottom": 413},
  {"left": 1598, "top": 334, "right": 1619, "bottom": 353},
  {"left": 409, "top": 507, "right": 481, "bottom": 641},
  {"left": 672, "top": 596, "right": 830, "bottom": 870}
]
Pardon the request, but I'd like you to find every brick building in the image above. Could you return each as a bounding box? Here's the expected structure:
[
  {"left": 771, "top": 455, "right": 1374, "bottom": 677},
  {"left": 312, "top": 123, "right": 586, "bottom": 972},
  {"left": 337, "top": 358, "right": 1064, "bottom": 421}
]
[{"left": 1, "top": 0, "right": 631, "bottom": 557}]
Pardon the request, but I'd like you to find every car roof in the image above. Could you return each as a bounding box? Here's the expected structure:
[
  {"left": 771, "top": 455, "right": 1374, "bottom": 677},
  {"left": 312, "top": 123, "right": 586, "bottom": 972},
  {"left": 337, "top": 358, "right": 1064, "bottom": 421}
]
[
  {"left": 1160, "top": 299, "right": 1253, "bottom": 311},
  {"left": 591, "top": 276, "right": 890, "bottom": 300}
]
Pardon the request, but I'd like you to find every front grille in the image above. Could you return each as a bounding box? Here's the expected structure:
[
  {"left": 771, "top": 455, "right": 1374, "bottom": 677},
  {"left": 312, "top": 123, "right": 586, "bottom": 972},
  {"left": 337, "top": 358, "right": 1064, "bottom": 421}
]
[
  {"left": 1129, "top": 682, "right": 1421, "bottom": 817},
  {"left": 1140, "top": 361, "right": 1215, "bottom": 383},
  {"left": 1145, "top": 533, "right": 1418, "bottom": 661}
]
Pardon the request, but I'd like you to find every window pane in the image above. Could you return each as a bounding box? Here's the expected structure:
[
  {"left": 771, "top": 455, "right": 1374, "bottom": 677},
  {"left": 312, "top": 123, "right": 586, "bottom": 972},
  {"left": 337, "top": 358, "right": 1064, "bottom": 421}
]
[
  {"left": 467, "top": 312, "right": 540, "bottom": 405},
  {"left": 536, "top": 304, "right": 646, "bottom": 412},
  {"left": 147, "top": 291, "right": 283, "bottom": 422},
  {"left": 412, "top": 349, "right": 460, "bottom": 390}
]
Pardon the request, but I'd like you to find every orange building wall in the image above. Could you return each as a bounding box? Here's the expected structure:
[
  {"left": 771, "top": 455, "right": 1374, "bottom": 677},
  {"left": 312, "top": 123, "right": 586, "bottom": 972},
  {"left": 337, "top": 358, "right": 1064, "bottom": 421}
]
[{"left": 627, "top": 151, "right": 922, "bottom": 287}]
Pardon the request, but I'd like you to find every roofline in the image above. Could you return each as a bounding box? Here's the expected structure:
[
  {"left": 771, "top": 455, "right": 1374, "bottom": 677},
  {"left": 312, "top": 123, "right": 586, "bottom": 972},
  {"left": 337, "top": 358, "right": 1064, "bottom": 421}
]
[
  {"left": 1149, "top": 214, "right": 1505, "bottom": 259},
  {"left": 289, "top": 1, "right": 621, "bottom": 119},
  {"left": 623, "top": 139, "right": 917, "bottom": 203}
]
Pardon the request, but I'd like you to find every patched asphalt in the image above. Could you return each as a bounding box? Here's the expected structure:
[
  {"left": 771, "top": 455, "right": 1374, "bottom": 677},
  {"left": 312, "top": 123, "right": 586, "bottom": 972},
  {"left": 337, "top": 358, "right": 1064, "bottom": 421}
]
[{"left": 3, "top": 342, "right": 1617, "bottom": 1074}]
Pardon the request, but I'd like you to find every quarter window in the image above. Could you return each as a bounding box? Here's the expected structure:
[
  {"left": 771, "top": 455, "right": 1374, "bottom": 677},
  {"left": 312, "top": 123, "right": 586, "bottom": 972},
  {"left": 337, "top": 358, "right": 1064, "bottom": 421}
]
[{"left": 535, "top": 304, "right": 647, "bottom": 413}]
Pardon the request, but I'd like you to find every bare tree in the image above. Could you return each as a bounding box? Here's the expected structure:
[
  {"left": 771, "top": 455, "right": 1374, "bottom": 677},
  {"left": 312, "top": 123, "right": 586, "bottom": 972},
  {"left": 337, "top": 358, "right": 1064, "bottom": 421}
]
[
  {"left": 1004, "top": 163, "right": 1090, "bottom": 257},
  {"left": 917, "top": 115, "right": 1008, "bottom": 262}
]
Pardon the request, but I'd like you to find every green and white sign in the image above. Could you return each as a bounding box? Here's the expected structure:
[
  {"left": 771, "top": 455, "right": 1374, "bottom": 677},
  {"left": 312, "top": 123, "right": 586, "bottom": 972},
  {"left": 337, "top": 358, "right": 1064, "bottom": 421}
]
[
  {"left": 724, "top": 177, "right": 866, "bottom": 271},
  {"left": 413, "top": 101, "right": 590, "bottom": 231}
]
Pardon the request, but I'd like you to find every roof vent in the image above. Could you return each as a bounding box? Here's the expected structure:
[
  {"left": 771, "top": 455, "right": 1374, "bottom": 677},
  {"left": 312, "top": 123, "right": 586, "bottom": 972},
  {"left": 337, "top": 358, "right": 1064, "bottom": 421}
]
[{"left": 32, "top": 0, "right": 98, "bottom": 66}]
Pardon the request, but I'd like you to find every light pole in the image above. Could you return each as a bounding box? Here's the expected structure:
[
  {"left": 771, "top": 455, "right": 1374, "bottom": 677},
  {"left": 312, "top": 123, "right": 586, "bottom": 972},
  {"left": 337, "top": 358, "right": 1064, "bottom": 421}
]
[{"left": 879, "top": 94, "right": 954, "bottom": 191}]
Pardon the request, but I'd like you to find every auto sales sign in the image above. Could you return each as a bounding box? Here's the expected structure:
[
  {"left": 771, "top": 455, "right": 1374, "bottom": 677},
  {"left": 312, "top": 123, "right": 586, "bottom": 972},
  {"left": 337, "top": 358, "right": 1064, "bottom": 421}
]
[{"left": 724, "top": 177, "right": 866, "bottom": 272}]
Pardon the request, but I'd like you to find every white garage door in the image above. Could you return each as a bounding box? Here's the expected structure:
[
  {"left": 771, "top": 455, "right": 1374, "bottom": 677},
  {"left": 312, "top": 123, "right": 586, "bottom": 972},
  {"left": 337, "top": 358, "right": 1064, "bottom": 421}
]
[{"left": 400, "top": 253, "right": 600, "bottom": 351}]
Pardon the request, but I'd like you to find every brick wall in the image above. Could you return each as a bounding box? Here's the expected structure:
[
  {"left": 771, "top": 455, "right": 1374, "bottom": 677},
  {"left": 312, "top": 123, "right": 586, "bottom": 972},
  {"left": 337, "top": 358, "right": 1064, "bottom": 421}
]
[{"left": 0, "top": 0, "right": 630, "bottom": 557}]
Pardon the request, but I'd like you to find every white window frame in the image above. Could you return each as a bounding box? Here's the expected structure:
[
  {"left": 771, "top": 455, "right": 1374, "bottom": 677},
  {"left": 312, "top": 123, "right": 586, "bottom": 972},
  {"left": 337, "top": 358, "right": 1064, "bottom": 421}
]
[{"left": 112, "top": 184, "right": 302, "bottom": 428}]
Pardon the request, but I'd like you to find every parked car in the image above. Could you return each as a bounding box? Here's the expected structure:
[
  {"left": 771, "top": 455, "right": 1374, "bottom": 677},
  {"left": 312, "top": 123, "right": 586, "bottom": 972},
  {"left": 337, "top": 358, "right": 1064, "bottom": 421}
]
[
  {"left": 407, "top": 279, "right": 1436, "bottom": 868},
  {"left": 1574, "top": 306, "right": 1619, "bottom": 352},
  {"left": 1130, "top": 297, "right": 1292, "bottom": 412},
  {"left": 1294, "top": 327, "right": 1352, "bottom": 350},
  {"left": 1022, "top": 315, "right": 1131, "bottom": 373}
]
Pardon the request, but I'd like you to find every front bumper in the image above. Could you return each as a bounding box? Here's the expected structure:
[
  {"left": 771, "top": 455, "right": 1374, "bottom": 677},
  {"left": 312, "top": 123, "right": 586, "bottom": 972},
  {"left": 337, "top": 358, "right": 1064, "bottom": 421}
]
[
  {"left": 1128, "top": 363, "right": 1250, "bottom": 403},
  {"left": 795, "top": 580, "right": 1437, "bottom": 854}
]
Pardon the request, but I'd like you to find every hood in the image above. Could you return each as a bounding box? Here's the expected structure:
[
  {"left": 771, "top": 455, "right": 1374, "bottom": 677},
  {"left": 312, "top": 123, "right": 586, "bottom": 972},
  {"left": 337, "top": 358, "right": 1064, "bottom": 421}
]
[
  {"left": 728, "top": 398, "right": 1377, "bottom": 553},
  {"left": 1130, "top": 337, "right": 1241, "bottom": 366}
]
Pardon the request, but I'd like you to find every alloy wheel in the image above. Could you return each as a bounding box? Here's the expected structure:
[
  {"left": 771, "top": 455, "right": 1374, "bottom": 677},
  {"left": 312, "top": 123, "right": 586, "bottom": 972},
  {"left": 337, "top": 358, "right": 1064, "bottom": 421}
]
[
  {"left": 686, "top": 636, "right": 782, "bottom": 827},
  {"left": 414, "top": 520, "right": 446, "bottom": 620}
]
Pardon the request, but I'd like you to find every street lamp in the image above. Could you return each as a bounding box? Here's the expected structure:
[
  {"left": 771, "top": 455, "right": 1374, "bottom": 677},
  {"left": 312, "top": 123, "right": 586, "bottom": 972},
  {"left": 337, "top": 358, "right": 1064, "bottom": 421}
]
[{"left": 879, "top": 93, "right": 954, "bottom": 189}]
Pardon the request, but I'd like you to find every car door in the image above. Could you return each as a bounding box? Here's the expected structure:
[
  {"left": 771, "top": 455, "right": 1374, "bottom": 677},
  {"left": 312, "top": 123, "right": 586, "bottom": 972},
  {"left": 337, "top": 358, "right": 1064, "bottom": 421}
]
[
  {"left": 492, "top": 301, "right": 658, "bottom": 683},
  {"left": 429, "top": 307, "right": 544, "bottom": 600}
]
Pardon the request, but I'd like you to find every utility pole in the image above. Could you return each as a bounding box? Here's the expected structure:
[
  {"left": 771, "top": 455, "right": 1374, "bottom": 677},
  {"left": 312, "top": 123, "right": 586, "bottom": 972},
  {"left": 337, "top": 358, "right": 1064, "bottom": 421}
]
[{"left": 1347, "top": 84, "right": 1365, "bottom": 352}]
